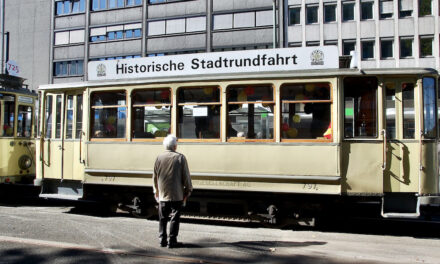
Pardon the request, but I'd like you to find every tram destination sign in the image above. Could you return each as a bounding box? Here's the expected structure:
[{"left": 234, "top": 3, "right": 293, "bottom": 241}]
[{"left": 88, "top": 46, "right": 339, "bottom": 81}]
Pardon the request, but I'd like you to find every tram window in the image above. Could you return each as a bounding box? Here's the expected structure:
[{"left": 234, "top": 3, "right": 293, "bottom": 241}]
[
  {"left": 344, "top": 77, "right": 378, "bottom": 138},
  {"left": 1, "top": 94, "right": 15, "bottom": 137},
  {"left": 423, "top": 77, "right": 437, "bottom": 138},
  {"left": 66, "top": 95, "right": 74, "bottom": 139},
  {"left": 45, "top": 95, "right": 53, "bottom": 139},
  {"left": 55, "top": 95, "right": 62, "bottom": 138},
  {"left": 227, "top": 85, "right": 274, "bottom": 140},
  {"left": 402, "top": 83, "right": 415, "bottom": 139},
  {"left": 385, "top": 83, "right": 396, "bottom": 139},
  {"left": 17, "top": 106, "right": 32, "bottom": 137},
  {"left": 280, "top": 83, "right": 332, "bottom": 140},
  {"left": 177, "top": 87, "right": 220, "bottom": 140},
  {"left": 132, "top": 89, "right": 171, "bottom": 139},
  {"left": 91, "top": 91, "right": 127, "bottom": 139},
  {"left": 75, "top": 94, "right": 83, "bottom": 139}
]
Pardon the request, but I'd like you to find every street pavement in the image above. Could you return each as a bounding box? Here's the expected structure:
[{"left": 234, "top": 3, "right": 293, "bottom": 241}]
[{"left": 0, "top": 201, "right": 439, "bottom": 264}]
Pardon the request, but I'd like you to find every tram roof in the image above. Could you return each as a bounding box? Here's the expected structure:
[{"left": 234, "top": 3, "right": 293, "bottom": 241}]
[{"left": 39, "top": 67, "right": 438, "bottom": 91}]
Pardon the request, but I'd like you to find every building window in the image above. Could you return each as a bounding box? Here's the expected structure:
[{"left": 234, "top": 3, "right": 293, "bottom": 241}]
[
  {"left": 324, "top": 4, "right": 336, "bottom": 23},
  {"left": 148, "top": 0, "right": 188, "bottom": 3},
  {"left": 90, "top": 23, "right": 142, "bottom": 42},
  {"left": 344, "top": 77, "right": 378, "bottom": 138},
  {"left": 420, "top": 36, "right": 433, "bottom": 57},
  {"left": 56, "top": 0, "right": 85, "bottom": 15},
  {"left": 361, "top": 1, "right": 374, "bottom": 20},
  {"left": 342, "top": 1, "right": 355, "bottom": 21},
  {"left": 177, "top": 87, "right": 221, "bottom": 140},
  {"left": 288, "top": 42, "right": 302, "bottom": 47},
  {"left": 306, "top": 41, "right": 320, "bottom": 47},
  {"left": 91, "top": 91, "right": 127, "bottom": 139},
  {"left": 54, "top": 30, "right": 85, "bottom": 45},
  {"left": 213, "top": 10, "right": 272, "bottom": 30},
  {"left": 289, "top": 7, "right": 301, "bottom": 25},
  {"left": 324, "top": 40, "right": 338, "bottom": 46},
  {"left": 380, "top": 0, "right": 393, "bottom": 19},
  {"left": 54, "top": 60, "right": 84, "bottom": 77},
  {"left": 343, "top": 40, "right": 356, "bottom": 55},
  {"left": 227, "top": 85, "right": 274, "bottom": 141},
  {"left": 306, "top": 5, "right": 318, "bottom": 24},
  {"left": 132, "top": 89, "right": 171, "bottom": 139},
  {"left": 361, "top": 40, "right": 375, "bottom": 59},
  {"left": 400, "top": 37, "right": 413, "bottom": 58},
  {"left": 281, "top": 83, "right": 332, "bottom": 141},
  {"left": 399, "top": 0, "right": 413, "bottom": 17},
  {"left": 92, "top": 0, "right": 142, "bottom": 11},
  {"left": 89, "top": 55, "right": 141, "bottom": 61},
  {"left": 419, "top": 0, "right": 432, "bottom": 16},
  {"left": 149, "top": 16, "right": 206, "bottom": 35},
  {"left": 380, "top": 39, "right": 393, "bottom": 58}
]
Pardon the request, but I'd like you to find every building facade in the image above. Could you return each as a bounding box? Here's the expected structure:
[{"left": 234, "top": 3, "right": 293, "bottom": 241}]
[{"left": 3, "top": 0, "right": 440, "bottom": 91}]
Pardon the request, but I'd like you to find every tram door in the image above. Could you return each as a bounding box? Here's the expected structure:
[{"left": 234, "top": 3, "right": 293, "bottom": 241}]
[
  {"left": 42, "top": 92, "right": 84, "bottom": 180},
  {"left": 382, "top": 79, "right": 418, "bottom": 192}
]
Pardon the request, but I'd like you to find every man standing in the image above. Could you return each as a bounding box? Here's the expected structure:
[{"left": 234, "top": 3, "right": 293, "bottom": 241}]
[{"left": 153, "top": 134, "right": 192, "bottom": 248}]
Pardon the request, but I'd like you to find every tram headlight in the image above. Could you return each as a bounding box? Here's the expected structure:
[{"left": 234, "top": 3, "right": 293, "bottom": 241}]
[{"left": 18, "top": 155, "right": 32, "bottom": 170}]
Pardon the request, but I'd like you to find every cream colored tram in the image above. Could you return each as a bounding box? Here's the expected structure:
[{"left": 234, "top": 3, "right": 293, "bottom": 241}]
[
  {"left": 0, "top": 75, "right": 37, "bottom": 185},
  {"left": 36, "top": 68, "right": 440, "bottom": 223}
]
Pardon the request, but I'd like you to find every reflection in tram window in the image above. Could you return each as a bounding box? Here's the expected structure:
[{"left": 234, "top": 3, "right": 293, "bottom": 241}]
[
  {"left": 45, "top": 95, "right": 53, "bottom": 138},
  {"left": 1, "top": 94, "right": 15, "bottom": 136},
  {"left": 75, "top": 94, "right": 83, "bottom": 139},
  {"left": 344, "top": 77, "right": 378, "bottom": 138},
  {"left": 402, "top": 83, "right": 415, "bottom": 139},
  {"left": 132, "top": 89, "right": 171, "bottom": 139},
  {"left": 17, "top": 106, "right": 32, "bottom": 137},
  {"left": 66, "top": 95, "right": 74, "bottom": 139},
  {"left": 178, "top": 87, "right": 220, "bottom": 139},
  {"left": 227, "top": 85, "right": 274, "bottom": 140},
  {"left": 423, "top": 77, "right": 437, "bottom": 139},
  {"left": 385, "top": 83, "right": 396, "bottom": 139},
  {"left": 280, "top": 83, "right": 332, "bottom": 140},
  {"left": 55, "top": 95, "right": 62, "bottom": 138},
  {"left": 91, "top": 91, "right": 126, "bottom": 139}
]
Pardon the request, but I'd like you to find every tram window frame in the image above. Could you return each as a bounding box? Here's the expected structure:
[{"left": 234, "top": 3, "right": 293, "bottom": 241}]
[
  {"left": 177, "top": 86, "right": 221, "bottom": 142},
  {"left": 44, "top": 95, "right": 53, "bottom": 139},
  {"left": 402, "top": 82, "right": 415, "bottom": 139},
  {"left": 1, "top": 94, "right": 15, "bottom": 137},
  {"left": 422, "top": 77, "right": 437, "bottom": 139},
  {"left": 343, "top": 77, "right": 378, "bottom": 139},
  {"left": 384, "top": 82, "right": 397, "bottom": 139},
  {"left": 75, "top": 94, "right": 83, "bottom": 139},
  {"left": 16, "top": 105, "right": 33, "bottom": 138},
  {"left": 90, "top": 90, "right": 127, "bottom": 141},
  {"left": 280, "top": 82, "right": 333, "bottom": 142},
  {"left": 226, "top": 84, "right": 275, "bottom": 142},
  {"left": 131, "top": 88, "right": 172, "bottom": 141},
  {"left": 66, "top": 95, "right": 74, "bottom": 139}
]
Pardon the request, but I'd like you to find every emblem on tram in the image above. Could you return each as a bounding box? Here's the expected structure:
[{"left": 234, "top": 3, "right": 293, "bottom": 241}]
[
  {"left": 97, "top": 64, "right": 106, "bottom": 77},
  {"left": 310, "top": 50, "right": 324, "bottom": 65}
]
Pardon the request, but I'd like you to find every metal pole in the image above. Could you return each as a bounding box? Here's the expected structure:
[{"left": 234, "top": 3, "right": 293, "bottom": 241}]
[
  {"left": 1, "top": 0, "right": 4, "bottom": 74},
  {"left": 272, "top": 0, "right": 276, "bottom": 48}
]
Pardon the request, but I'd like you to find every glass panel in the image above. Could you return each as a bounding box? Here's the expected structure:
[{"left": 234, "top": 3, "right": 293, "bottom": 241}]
[
  {"left": 56, "top": 1, "right": 64, "bottom": 15},
  {"left": 2, "top": 94, "right": 15, "bottom": 136},
  {"left": 133, "top": 106, "right": 171, "bottom": 138},
  {"left": 385, "top": 83, "right": 396, "bottom": 139},
  {"left": 178, "top": 87, "right": 220, "bottom": 103},
  {"left": 361, "top": 2, "right": 374, "bottom": 20},
  {"left": 133, "top": 89, "right": 171, "bottom": 105},
  {"left": 324, "top": 4, "right": 336, "bottom": 22},
  {"left": 343, "top": 41, "right": 355, "bottom": 55},
  {"left": 420, "top": 37, "right": 433, "bottom": 57},
  {"left": 402, "top": 83, "right": 415, "bottom": 139},
  {"left": 343, "top": 2, "right": 355, "bottom": 21},
  {"left": 362, "top": 41, "right": 374, "bottom": 59},
  {"left": 227, "top": 103, "right": 273, "bottom": 139},
  {"left": 92, "top": 91, "right": 126, "bottom": 106},
  {"left": 17, "top": 105, "right": 32, "bottom": 138},
  {"left": 178, "top": 105, "right": 220, "bottom": 139},
  {"left": 289, "top": 7, "right": 301, "bottom": 25},
  {"left": 45, "top": 96, "right": 52, "bottom": 138},
  {"left": 228, "top": 85, "right": 273, "bottom": 102},
  {"left": 419, "top": 0, "right": 432, "bottom": 16},
  {"left": 400, "top": 38, "right": 413, "bottom": 57},
  {"left": 306, "top": 6, "right": 318, "bottom": 24},
  {"left": 109, "top": 0, "right": 117, "bottom": 8},
  {"left": 55, "top": 95, "right": 62, "bottom": 138},
  {"left": 91, "top": 107, "right": 126, "bottom": 138},
  {"left": 423, "top": 77, "right": 436, "bottom": 138},
  {"left": 381, "top": 40, "right": 393, "bottom": 58},
  {"left": 281, "top": 83, "right": 330, "bottom": 101},
  {"left": 76, "top": 94, "right": 83, "bottom": 139},
  {"left": 66, "top": 95, "right": 74, "bottom": 139},
  {"left": 344, "top": 77, "right": 378, "bottom": 138}
]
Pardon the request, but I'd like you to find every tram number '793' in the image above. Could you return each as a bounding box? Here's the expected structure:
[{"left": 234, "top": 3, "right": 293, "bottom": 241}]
[
  {"left": 102, "top": 176, "right": 115, "bottom": 182},
  {"left": 303, "top": 184, "right": 318, "bottom": 191}
]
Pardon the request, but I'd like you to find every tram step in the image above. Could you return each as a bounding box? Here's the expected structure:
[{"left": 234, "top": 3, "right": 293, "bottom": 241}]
[
  {"left": 381, "top": 193, "right": 420, "bottom": 219},
  {"left": 39, "top": 179, "right": 83, "bottom": 201}
]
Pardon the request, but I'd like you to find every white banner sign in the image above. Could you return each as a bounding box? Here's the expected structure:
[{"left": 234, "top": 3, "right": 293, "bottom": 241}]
[{"left": 88, "top": 46, "right": 339, "bottom": 81}]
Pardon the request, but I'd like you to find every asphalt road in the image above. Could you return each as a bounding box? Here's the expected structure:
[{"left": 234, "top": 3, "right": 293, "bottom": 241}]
[{"left": 0, "top": 199, "right": 439, "bottom": 264}]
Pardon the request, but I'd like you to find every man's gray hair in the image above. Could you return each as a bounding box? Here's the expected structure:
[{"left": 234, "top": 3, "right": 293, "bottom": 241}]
[{"left": 163, "top": 134, "right": 177, "bottom": 150}]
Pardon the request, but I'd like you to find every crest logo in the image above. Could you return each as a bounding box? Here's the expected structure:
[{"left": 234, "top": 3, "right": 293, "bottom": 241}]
[
  {"left": 97, "top": 64, "right": 106, "bottom": 77},
  {"left": 310, "top": 50, "right": 324, "bottom": 65}
]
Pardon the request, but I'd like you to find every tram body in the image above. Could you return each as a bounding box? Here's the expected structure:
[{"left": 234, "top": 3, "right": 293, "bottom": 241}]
[
  {"left": 35, "top": 51, "right": 440, "bottom": 221},
  {"left": 0, "top": 82, "right": 37, "bottom": 185}
]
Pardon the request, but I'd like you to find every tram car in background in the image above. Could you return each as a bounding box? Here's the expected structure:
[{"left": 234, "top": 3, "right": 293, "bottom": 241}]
[
  {"left": 0, "top": 74, "right": 37, "bottom": 186},
  {"left": 35, "top": 47, "right": 440, "bottom": 225}
]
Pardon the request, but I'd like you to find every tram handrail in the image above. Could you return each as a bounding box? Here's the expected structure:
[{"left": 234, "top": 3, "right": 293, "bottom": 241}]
[
  {"left": 381, "top": 129, "right": 386, "bottom": 171},
  {"left": 79, "top": 131, "right": 85, "bottom": 164},
  {"left": 419, "top": 130, "right": 424, "bottom": 171}
]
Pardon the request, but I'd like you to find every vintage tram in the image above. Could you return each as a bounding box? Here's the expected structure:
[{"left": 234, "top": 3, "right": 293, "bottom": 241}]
[
  {"left": 35, "top": 47, "right": 440, "bottom": 224},
  {"left": 0, "top": 74, "right": 37, "bottom": 185}
]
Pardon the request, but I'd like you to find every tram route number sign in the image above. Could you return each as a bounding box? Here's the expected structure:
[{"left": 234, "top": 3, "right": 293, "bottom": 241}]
[
  {"left": 6, "top": 60, "right": 19, "bottom": 76},
  {"left": 88, "top": 46, "right": 339, "bottom": 81}
]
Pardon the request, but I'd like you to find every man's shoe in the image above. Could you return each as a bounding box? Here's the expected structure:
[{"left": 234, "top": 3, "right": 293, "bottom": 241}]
[
  {"left": 167, "top": 240, "right": 180, "bottom": 248},
  {"left": 160, "top": 240, "right": 167, "bottom": 247}
]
